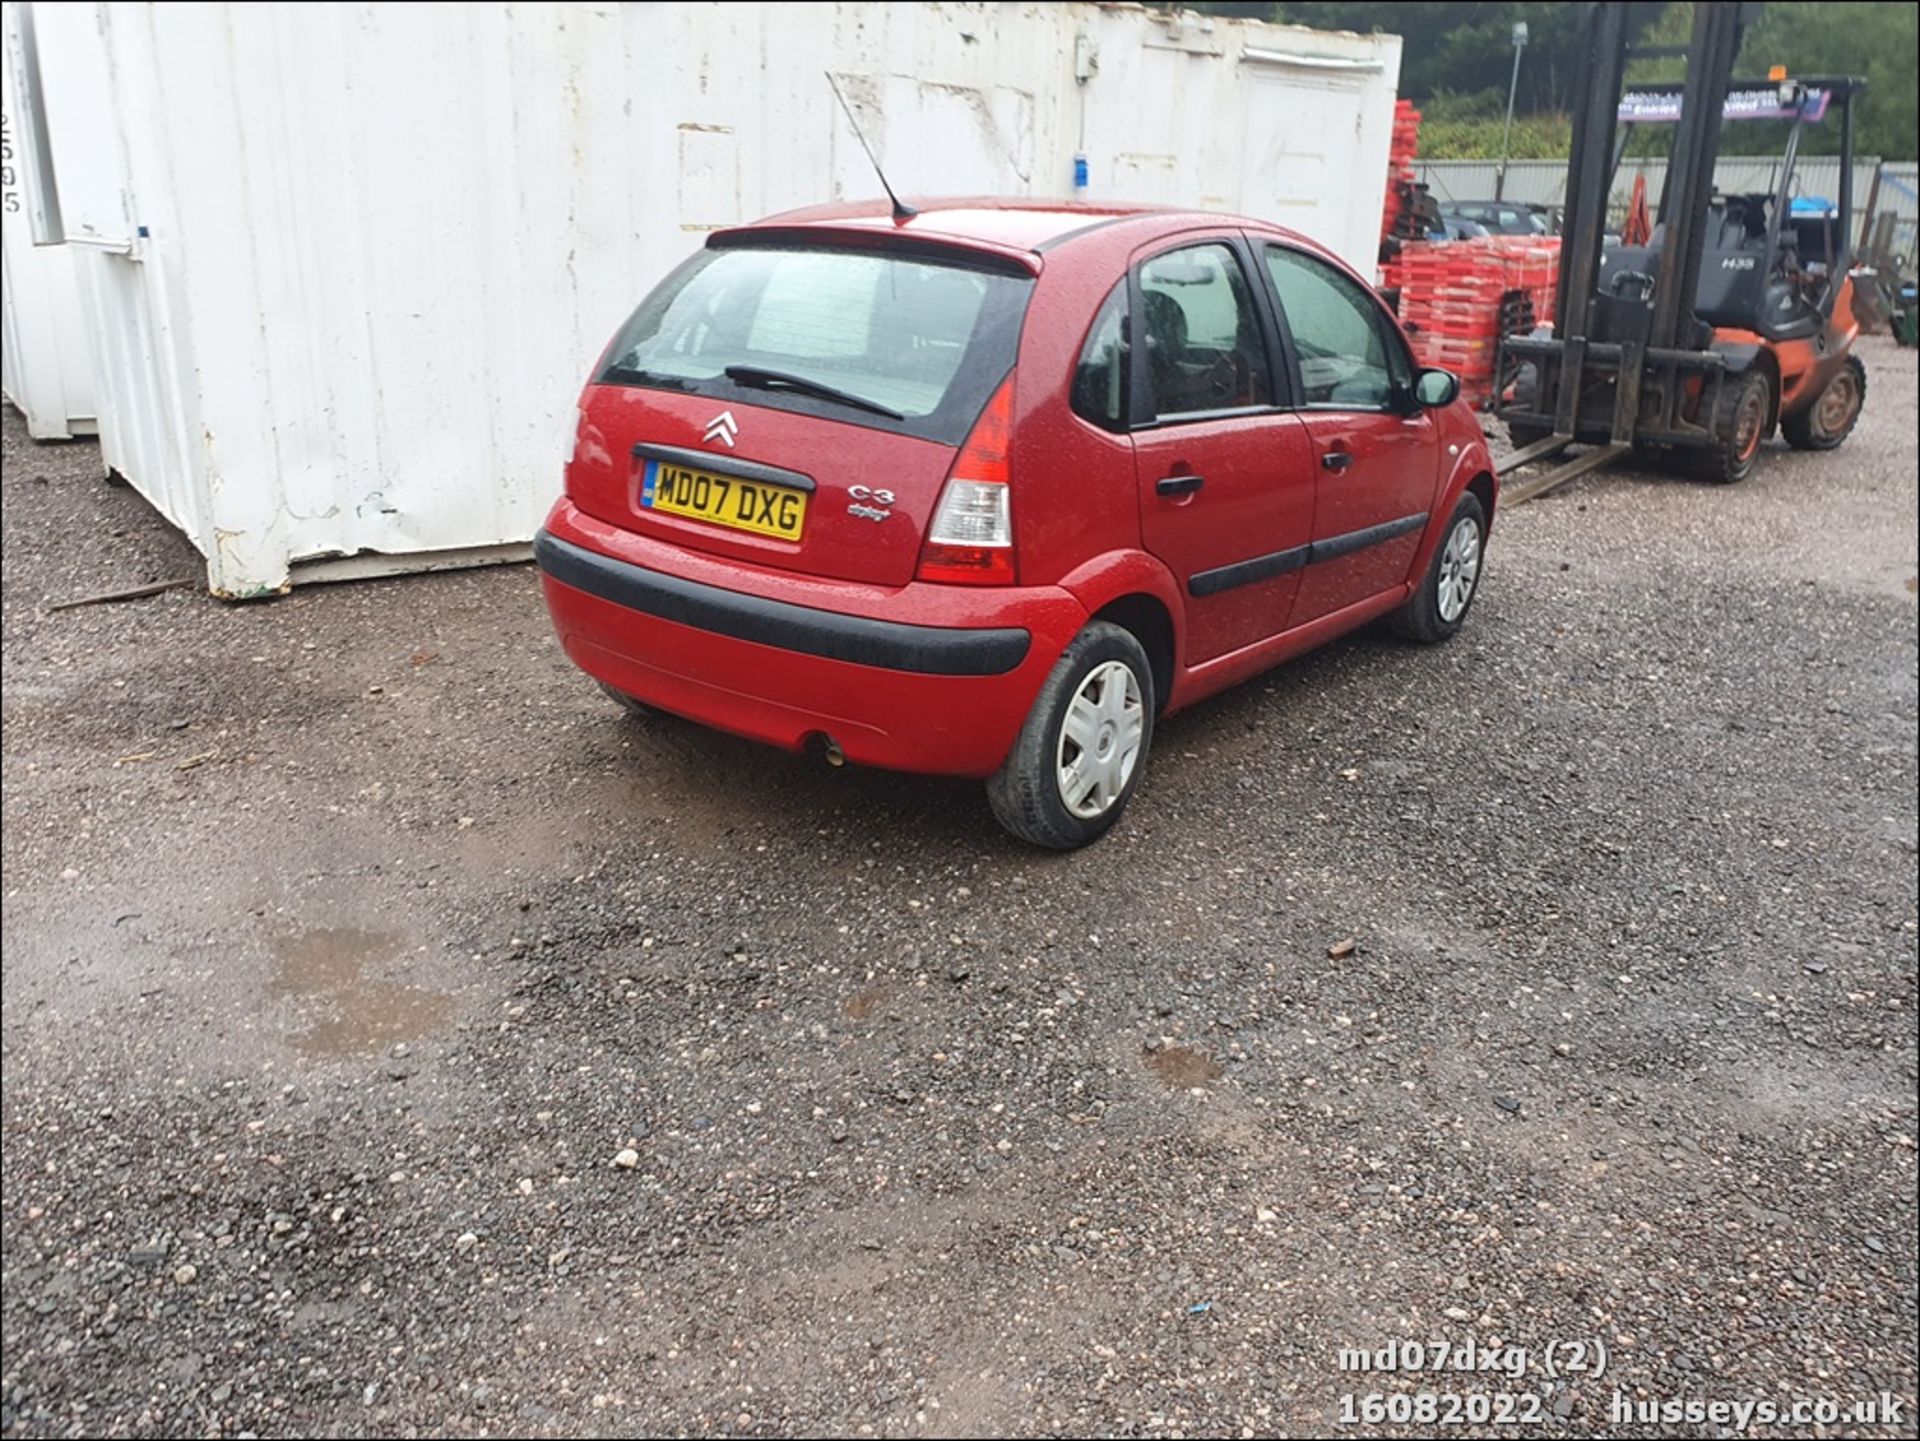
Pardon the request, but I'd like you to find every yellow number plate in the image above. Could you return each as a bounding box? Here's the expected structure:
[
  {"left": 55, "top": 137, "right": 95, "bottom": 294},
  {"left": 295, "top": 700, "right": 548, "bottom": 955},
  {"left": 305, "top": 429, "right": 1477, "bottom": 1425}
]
[{"left": 642, "top": 460, "right": 807, "bottom": 541}]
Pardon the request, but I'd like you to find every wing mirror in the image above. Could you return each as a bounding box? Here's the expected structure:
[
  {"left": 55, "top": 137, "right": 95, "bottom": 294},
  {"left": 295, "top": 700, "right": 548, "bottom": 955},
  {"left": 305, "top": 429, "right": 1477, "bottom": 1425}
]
[{"left": 1413, "top": 368, "right": 1460, "bottom": 408}]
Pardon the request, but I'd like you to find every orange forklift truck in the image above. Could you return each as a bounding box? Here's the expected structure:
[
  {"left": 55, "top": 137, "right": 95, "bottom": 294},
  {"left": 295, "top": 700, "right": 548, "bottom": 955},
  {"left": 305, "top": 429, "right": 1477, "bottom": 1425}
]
[{"left": 1499, "top": 1, "right": 1867, "bottom": 498}]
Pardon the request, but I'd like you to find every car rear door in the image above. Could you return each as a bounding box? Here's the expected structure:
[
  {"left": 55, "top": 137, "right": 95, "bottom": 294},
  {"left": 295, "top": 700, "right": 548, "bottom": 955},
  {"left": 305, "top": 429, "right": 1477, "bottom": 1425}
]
[
  {"left": 1258, "top": 242, "right": 1441, "bottom": 626},
  {"left": 1125, "top": 236, "right": 1315, "bottom": 666}
]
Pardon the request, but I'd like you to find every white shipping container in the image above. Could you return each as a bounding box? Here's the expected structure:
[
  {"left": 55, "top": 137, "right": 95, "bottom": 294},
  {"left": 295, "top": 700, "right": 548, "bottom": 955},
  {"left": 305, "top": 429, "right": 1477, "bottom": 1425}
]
[
  {"left": 0, "top": 196, "right": 96, "bottom": 441},
  {"left": 19, "top": 1, "right": 1400, "bottom": 596},
  {"left": 1, "top": 1, "right": 95, "bottom": 441}
]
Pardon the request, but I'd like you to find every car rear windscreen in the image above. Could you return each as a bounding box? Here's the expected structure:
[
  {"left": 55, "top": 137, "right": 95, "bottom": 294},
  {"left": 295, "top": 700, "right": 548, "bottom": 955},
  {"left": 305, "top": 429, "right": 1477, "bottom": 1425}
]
[{"left": 600, "top": 243, "right": 1034, "bottom": 444}]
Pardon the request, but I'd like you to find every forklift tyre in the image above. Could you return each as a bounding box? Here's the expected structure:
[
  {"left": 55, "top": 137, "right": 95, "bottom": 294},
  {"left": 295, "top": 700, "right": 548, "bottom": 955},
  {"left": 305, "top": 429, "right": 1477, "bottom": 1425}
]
[
  {"left": 1692, "top": 370, "right": 1772, "bottom": 485},
  {"left": 1503, "top": 363, "right": 1551, "bottom": 450},
  {"left": 1780, "top": 355, "right": 1866, "bottom": 452}
]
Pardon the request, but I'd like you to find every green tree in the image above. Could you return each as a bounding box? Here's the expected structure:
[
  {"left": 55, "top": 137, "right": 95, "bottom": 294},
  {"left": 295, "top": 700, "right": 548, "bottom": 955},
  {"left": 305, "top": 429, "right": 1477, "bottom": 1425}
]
[
  {"left": 1739, "top": 2, "right": 1917, "bottom": 162},
  {"left": 1185, "top": 2, "right": 1918, "bottom": 162},
  {"left": 1259, "top": 2, "right": 1669, "bottom": 115}
]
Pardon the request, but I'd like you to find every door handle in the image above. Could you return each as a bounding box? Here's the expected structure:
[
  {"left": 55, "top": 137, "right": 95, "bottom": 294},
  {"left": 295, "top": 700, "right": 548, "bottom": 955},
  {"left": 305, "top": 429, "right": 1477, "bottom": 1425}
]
[
  {"left": 1157, "top": 474, "right": 1205, "bottom": 496},
  {"left": 1320, "top": 451, "right": 1354, "bottom": 473}
]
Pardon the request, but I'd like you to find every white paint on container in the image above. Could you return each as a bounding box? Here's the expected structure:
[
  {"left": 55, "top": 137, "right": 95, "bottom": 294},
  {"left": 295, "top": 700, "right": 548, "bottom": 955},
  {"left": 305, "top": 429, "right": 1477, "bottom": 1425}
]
[
  {"left": 1, "top": 0, "right": 95, "bottom": 440},
  {"left": 18, "top": 1, "right": 1400, "bottom": 596}
]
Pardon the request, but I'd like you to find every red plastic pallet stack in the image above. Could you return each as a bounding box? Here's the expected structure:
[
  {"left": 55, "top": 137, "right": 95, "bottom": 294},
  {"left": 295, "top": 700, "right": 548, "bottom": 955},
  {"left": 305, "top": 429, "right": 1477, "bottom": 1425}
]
[
  {"left": 1382, "top": 237, "right": 1561, "bottom": 407},
  {"left": 1378, "top": 100, "right": 1422, "bottom": 242},
  {"left": 1497, "top": 240, "right": 1560, "bottom": 332}
]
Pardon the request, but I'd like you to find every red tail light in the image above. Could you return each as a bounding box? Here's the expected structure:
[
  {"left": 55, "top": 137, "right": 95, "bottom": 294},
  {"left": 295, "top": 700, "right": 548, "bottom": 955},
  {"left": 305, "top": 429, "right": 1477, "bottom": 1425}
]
[{"left": 917, "top": 376, "right": 1016, "bottom": 585}]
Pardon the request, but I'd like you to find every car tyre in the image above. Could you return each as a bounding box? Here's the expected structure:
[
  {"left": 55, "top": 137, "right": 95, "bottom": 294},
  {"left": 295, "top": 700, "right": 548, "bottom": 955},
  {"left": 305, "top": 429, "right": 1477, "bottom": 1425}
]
[
  {"left": 988, "top": 621, "right": 1155, "bottom": 850},
  {"left": 1780, "top": 354, "right": 1865, "bottom": 451},
  {"left": 1391, "top": 492, "right": 1487, "bottom": 644}
]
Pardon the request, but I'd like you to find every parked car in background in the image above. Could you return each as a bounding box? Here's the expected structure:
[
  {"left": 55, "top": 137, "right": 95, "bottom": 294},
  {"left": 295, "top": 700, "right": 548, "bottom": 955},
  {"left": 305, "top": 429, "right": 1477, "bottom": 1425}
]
[
  {"left": 1429, "top": 213, "right": 1492, "bottom": 241},
  {"left": 536, "top": 200, "right": 1498, "bottom": 848},
  {"left": 1439, "top": 201, "right": 1552, "bottom": 236}
]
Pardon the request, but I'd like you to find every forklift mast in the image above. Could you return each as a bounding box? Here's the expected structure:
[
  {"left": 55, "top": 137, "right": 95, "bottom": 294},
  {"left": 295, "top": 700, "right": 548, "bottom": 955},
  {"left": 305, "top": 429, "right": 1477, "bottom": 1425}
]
[
  {"left": 1550, "top": 3, "right": 1632, "bottom": 352},
  {"left": 1557, "top": 2, "right": 1753, "bottom": 353},
  {"left": 1645, "top": 4, "right": 1751, "bottom": 348}
]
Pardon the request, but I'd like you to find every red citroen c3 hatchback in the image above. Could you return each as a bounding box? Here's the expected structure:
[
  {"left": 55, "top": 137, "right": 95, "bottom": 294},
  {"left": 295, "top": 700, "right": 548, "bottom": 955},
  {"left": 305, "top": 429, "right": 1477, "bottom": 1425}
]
[{"left": 537, "top": 200, "right": 1497, "bottom": 848}]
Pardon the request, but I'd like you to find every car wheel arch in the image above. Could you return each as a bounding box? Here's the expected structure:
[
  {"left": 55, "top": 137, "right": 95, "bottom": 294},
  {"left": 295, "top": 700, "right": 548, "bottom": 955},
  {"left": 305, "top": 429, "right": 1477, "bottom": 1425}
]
[
  {"left": 1056, "top": 551, "right": 1186, "bottom": 713},
  {"left": 1409, "top": 448, "right": 1497, "bottom": 586},
  {"left": 1465, "top": 471, "right": 1497, "bottom": 535},
  {"left": 1089, "top": 593, "right": 1176, "bottom": 716}
]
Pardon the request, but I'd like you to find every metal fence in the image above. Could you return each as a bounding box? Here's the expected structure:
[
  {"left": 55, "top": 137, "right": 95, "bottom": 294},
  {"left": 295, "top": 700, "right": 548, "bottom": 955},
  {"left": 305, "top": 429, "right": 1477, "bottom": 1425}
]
[{"left": 1415, "top": 155, "right": 1919, "bottom": 264}]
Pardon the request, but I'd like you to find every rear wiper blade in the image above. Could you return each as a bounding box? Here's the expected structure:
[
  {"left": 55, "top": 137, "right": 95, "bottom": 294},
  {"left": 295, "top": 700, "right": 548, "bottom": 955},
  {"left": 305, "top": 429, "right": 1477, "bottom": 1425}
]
[{"left": 723, "top": 365, "right": 905, "bottom": 421}]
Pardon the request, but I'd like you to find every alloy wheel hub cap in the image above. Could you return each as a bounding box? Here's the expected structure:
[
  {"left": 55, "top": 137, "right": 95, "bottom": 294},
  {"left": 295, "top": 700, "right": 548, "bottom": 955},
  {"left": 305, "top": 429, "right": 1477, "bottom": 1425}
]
[
  {"left": 1057, "top": 661, "right": 1144, "bottom": 820},
  {"left": 1438, "top": 517, "right": 1482, "bottom": 623}
]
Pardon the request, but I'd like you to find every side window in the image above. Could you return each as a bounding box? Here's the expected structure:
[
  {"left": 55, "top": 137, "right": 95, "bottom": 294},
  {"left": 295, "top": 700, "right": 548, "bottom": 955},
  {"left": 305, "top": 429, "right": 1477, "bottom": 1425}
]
[
  {"left": 1264, "top": 246, "right": 1407, "bottom": 409},
  {"left": 1139, "top": 243, "right": 1273, "bottom": 421},
  {"left": 1070, "top": 280, "right": 1129, "bottom": 430}
]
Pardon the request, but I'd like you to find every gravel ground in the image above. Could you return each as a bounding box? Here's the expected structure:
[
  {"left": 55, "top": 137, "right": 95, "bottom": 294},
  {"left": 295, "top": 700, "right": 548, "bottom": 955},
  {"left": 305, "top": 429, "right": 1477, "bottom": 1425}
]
[{"left": 3, "top": 336, "right": 1916, "bottom": 1439}]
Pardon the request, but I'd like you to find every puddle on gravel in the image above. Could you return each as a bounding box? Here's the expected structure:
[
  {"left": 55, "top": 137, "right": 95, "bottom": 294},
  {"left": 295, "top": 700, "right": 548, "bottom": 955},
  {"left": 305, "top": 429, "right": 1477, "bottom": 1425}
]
[
  {"left": 842, "top": 983, "right": 893, "bottom": 1020},
  {"left": 1143, "top": 1045, "right": 1224, "bottom": 1088},
  {"left": 269, "top": 929, "right": 453, "bottom": 1057}
]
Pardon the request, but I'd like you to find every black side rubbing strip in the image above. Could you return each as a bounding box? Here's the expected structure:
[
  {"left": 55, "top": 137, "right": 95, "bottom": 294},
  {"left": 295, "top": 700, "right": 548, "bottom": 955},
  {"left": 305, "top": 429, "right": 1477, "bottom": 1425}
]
[
  {"left": 1186, "top": 512, "right": 1429, "bottom": 597},
  {"left": 633, "top": 444, "right": 817, "bottom": 493},
  {"left": 535, "top": 531, "right": 1030, "bottom": 677},
  {"left": 1188, "top": 544, "right": 1310, "bottom": 598},
  {"left": 1306, "top": 511, "right": 1429, "bottom": 564}
]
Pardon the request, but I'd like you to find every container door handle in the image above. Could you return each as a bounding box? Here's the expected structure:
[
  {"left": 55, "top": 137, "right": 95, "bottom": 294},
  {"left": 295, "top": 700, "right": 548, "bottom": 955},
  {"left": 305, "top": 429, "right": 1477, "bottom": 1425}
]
[{"left": 1157, "top": 473, "right": 1205, "bottom": 496}]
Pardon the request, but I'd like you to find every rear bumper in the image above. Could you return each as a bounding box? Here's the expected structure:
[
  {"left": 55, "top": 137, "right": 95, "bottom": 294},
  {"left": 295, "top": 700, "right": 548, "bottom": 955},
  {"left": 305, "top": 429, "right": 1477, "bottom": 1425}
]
[{"left": 535, "top": 500, "right": 1086, "bottom": 777}]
